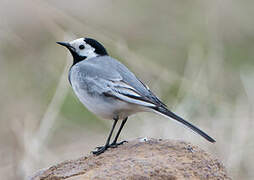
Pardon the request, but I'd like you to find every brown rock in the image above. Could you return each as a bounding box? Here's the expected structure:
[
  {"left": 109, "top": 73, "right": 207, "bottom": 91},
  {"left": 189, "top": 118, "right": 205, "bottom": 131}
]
[{"left": 31, "top": 138, "right": 231, "bottom": 180}]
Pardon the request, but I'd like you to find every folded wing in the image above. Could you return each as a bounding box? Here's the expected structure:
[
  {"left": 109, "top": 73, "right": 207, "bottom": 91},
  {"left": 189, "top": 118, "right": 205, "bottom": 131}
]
[{"left": 103, "top": 79, "right": 158, "bottom": 108}]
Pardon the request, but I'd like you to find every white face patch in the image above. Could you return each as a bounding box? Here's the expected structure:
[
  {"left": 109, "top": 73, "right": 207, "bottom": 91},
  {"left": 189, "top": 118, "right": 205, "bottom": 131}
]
[{"left": 69, "top": 38, "right": 98, "bottom": 59}]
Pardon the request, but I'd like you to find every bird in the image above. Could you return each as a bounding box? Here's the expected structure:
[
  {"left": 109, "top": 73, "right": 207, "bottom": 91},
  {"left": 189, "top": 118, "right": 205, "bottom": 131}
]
[{"left": 57, "top": 38, "right": 215, "bottom": 155}]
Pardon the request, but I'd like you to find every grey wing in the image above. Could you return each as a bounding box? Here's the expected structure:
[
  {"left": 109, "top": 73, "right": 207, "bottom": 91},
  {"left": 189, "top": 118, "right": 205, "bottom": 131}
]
[
  {"left": 103, "top": 79, "right": 157, "bottom": 107},
  {"left": 75, "top": 56, "right": 166, "bottom": 108},
  {"left": 105, "top": 57, "right": 167, "bottom": 107},
  {"left": 70, "top": 62, "right": 122, "bottom": 95}
]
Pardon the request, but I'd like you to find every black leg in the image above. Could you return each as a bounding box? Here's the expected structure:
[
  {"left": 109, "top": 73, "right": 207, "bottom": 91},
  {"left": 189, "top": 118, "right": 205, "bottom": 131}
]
[
  {"left": 92, "top": 117, "right": 118, "bottom": 155},
  {"left": 110, "top": 117, "right": 128, "bottom": 147}
]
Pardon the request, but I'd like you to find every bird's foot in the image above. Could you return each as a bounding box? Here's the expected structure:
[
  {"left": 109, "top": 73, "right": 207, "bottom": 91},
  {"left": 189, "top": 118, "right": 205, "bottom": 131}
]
[
  {"left": 92, "top": 145, "right": 108, "bottom": 155},
  {"left": 109, "top": 140, "right": 128, "bottom": 148},
  {"left": 95, "top": 140, "right": 128, "bottom": 152}
]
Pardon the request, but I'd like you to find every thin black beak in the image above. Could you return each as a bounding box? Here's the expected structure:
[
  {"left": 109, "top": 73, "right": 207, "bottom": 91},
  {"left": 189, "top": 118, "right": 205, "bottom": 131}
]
[{"left": 56, "top": 41, "right": 71, "bottom": 48}]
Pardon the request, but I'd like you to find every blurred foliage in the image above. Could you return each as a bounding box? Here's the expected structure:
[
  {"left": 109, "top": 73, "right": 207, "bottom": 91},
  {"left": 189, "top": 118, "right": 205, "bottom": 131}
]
[{"left": 0, "top": 0, "right": 254, "bottom": 179}]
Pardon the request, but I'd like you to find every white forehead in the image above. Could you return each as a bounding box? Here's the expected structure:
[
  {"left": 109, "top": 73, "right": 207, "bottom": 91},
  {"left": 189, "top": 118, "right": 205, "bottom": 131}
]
[
  {"left": 69, "top": 38, "right": 84, "bottom": 45},
  {"left": 69, "top": 38, "right": 92, "bottom": 49}
]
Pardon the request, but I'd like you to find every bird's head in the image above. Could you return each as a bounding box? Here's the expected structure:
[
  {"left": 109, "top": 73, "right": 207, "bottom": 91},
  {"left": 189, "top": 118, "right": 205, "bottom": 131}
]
[{"left": 57, "top": 38, "right": 108, "bottom": 65}]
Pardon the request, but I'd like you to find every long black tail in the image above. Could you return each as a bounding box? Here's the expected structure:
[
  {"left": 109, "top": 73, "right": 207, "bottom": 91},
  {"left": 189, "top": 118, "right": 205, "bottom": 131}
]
[{"left": 153, "top": 106, "right": 216, "bottom": 143}]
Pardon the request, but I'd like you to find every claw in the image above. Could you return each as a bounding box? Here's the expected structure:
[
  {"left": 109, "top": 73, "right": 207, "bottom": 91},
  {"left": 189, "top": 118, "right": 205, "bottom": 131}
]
[
  {"left": 92, "top": 146, "right": 108, "bottom": 155},
  {"left": 92, "top": 140, "right": 128, "bottom": 155},
  {"left": 111, "top": 140, "right": 127, "bottom": 147},
  {"left": 109, "top": 140, "right": 128, "bottom": 148},
  {"left": 118, "top": 140, "right": 128, "bottom": 145},
  {"left": 96, "top": 146, "right": 103, "bottom": 149}
]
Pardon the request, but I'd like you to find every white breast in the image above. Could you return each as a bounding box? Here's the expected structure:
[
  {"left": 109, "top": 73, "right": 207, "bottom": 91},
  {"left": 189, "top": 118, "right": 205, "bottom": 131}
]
[{"left": 71, "top": 82, "right": 145, "bottom": 120}]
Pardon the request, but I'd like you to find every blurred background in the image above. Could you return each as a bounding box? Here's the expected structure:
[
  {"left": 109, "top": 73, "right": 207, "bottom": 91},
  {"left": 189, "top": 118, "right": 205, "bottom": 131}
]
[{"left": 0, "top": 0, "right": 254, "bottom": 179}]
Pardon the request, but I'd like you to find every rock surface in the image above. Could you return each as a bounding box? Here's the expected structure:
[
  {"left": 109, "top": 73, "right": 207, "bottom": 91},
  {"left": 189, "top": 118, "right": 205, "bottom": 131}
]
[{"left": 31, "top": 138, "right": 231, "bottom": 180}]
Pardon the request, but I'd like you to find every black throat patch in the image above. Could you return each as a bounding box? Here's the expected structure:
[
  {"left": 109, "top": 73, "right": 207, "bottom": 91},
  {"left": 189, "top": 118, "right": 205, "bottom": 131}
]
[{"left": 70, "top": 50, "right": 87, "bottom": 66}]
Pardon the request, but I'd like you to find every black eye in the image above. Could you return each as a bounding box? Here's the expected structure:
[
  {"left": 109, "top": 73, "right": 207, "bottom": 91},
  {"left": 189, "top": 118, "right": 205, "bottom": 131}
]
[{"left": 79, "top": 45, "right": 85, "bottom": 50}]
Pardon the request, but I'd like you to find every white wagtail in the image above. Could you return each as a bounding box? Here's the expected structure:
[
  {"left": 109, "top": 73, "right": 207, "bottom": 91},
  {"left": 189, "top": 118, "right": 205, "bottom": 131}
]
[{"left": 57, "top": 38, "right": 215, "bottom": 155}]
